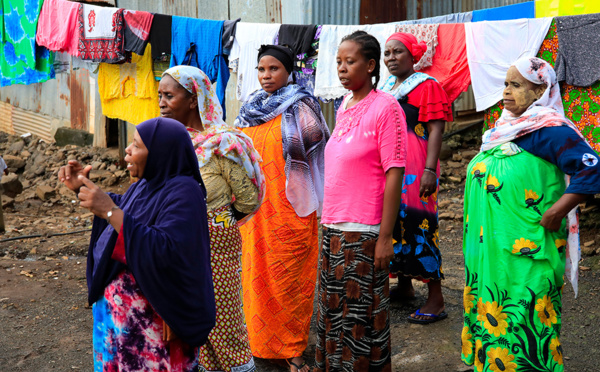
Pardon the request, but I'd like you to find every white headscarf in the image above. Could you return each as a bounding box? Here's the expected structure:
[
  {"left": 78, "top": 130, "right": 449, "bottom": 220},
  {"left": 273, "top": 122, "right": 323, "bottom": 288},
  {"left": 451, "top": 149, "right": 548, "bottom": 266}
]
[{"left": 481, "top": 57, "right": 581, "bottom": 152}]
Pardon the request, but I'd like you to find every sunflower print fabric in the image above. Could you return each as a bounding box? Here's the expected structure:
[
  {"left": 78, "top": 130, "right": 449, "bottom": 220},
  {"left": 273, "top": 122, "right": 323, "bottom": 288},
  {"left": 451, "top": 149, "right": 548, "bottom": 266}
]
[
  {"left": 484, "top": 20, "right": 600, "bottom": 153},
  {"left": 462, "top": 144, "right": 567, "bottom": 372}
]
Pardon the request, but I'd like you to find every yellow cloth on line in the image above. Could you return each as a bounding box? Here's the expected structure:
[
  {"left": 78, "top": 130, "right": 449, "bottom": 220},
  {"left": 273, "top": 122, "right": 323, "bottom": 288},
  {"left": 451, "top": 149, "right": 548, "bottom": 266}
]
[
  {"left": 535, "top": 0, "right": 600, "bottom": 17},
  {"left": 98, "top": 44, "right": 159, "bottom": 125}
]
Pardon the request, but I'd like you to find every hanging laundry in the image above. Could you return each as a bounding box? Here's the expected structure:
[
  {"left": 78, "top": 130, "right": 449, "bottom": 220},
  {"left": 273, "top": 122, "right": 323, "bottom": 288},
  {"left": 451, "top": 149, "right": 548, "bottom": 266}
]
[
  {"left": 278, "top": 24, "right": 317, "bottom": 56},
  {"left": 414, "top": 23, "right": 471, "bottom": 103},
  {"left": 0, "top": 0, "right": 55, "bottom": 87},
  {"left": 554, "top": 13, "right": 600, "bottom": 87},
  {"left": 471, "top": 1, "right": 535, "bottom": 22},
  {"left": 149, "top": 13, "right": 171, "bottom": 60},
  {"left": 78, "top": 5, "right": 126, "bottom": 63},
  {"left": 396, "top": 12, "right": 473, "bottom": 25},
  {"left": 465, "top": 18, "right": 553, "bottom": 111},
  {"left": 269, "top": 26, "right": 321, "bottom": 95},
  {"left": 229, "top": 22, "right": 280, "bottom": 102},
  {"left": 395, "top": 23, "right": 439, "bottom": 70},
  {"left": 485, "top": 20, "right": 600, "bottom": 153},
  {"left": 314, "top": 23, "right": 396, "bottom": 100},
  {"left": 169, "top": 16, "right": 229, "bottom": 115},
  {"left": 36, "top": 0, "right": 81, "bottom": 56},
  {"left": 98, "top": 44, "right": 159, "bottom": 125},
  {"left": 536, "top": 0, "right": 600, "bottom": 17},
  {"left": 222, "top": 18, "right": 240, "bottom": 58},
  {"left": 123, "top": 10, "right": 153, "bottom": 55}
]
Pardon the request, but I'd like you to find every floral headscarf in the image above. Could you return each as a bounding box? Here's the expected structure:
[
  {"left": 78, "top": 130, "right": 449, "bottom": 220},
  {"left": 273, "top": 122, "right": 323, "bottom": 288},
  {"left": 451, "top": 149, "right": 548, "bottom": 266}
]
[
  {"left": 482, "top": 57, "right": 584, "bottom": 152},
  {"left": 163, "top": 66, "right": 266, "bottom": 223}
]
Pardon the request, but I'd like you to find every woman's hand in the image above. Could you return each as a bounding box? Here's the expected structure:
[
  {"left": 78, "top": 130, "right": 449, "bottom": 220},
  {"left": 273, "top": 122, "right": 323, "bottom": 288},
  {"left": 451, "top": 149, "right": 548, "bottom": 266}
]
[
  {"left": 540, "top": 206, "right": 563, "bottom": 232},
  {"left": 419, "top": 170, "right": 437, "bottom": 198},
  {"left": 78, "top": 175, "right": 116, "bottom": 219},
  {"left": 59, "top": 160, "right": 92, "bottom": 193},
  {"left": 540, "top": 193, "right": 589, "bottom": 232},
  {"left": 374, "top": 234, "right": 394, "bottom": 271}
]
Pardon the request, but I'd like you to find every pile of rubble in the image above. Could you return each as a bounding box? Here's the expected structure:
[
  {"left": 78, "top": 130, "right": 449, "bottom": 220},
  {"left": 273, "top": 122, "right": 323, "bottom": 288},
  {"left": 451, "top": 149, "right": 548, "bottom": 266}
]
[{"left": 0, "top": 131, "right": 129, "bottom": 211}]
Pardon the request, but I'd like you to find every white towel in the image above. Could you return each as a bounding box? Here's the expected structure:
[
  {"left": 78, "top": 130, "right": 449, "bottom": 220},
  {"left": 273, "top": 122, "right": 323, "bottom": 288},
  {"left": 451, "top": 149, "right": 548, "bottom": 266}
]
[
  {"left": 230, "top": 22, "right": 281, "bottom": 103},
  {"left": 314, "top": 23, "right": 397, "bottom": 101},
  {"left": 465, "top": 18, "right": 553, "bottom": 112}
]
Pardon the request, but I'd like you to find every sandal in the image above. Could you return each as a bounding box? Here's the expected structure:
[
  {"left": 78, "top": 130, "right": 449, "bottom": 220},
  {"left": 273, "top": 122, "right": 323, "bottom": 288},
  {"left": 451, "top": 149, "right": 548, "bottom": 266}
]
[
  {"left": 286, "top": 357, "right": 309, "bottom": 372},
  {"left": 407, "top": 308, "right": 448, "bottom": 324}
]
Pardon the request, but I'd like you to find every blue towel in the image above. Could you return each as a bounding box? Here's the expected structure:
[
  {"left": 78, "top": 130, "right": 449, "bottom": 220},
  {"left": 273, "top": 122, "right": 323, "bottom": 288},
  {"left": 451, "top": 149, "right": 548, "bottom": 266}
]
[
  {"left": 472, "top": 1, "right": 535, "bottom": 22},
  {"left": 170, "top": 16, "right": 230, "bottom": 118}
]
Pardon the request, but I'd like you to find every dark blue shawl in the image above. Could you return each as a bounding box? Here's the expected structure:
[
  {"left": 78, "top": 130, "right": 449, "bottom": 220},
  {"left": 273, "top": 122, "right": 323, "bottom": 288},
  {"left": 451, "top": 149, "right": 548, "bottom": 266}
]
[{"left": 86, "top": 117, "right": 214, "bottom": 347}]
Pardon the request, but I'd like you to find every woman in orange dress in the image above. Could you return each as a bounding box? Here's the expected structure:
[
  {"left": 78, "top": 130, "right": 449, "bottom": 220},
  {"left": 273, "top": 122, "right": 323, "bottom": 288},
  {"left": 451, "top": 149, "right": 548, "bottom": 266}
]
[{"left": 234, "top": 45, "right": 330, "bottom": 372}]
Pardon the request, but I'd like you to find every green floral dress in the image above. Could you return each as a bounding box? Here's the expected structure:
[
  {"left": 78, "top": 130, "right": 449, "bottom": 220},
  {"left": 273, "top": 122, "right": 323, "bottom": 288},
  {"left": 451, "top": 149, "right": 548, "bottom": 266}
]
[{"left": 462, "top": 143, "right": 566, "bottom": 372}]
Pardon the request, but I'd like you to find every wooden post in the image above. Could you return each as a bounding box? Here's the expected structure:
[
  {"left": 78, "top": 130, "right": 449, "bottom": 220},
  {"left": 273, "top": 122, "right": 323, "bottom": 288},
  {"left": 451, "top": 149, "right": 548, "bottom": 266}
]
[
  {"left": 118, "top": 120, "right": 128, "bottom": 168},
  {"left": 0, "top": 185, "right": 5, "bottom": 233}
]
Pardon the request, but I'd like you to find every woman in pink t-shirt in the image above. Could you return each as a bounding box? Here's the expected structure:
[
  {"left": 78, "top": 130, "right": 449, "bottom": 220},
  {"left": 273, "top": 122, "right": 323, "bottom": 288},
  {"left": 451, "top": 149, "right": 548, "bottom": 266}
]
[{"left": 314, "top": 31, "right": 407, "bottom": 372}]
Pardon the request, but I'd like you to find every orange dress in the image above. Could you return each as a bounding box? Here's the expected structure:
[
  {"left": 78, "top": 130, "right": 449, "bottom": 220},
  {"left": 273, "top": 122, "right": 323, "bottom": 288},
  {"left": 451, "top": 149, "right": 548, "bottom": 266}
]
[{"left": 239, "top": 115, "right": 319, "bottom": 359}]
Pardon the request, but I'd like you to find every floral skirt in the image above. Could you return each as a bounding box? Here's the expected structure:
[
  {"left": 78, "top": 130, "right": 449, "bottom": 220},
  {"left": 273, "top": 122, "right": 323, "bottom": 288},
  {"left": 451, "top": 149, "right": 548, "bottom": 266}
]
[
  {"left": 462, "top": 144, "right": 566, "bottom": 372},
  {"left": 93, "top": 271, "right": 198, "bottom": 372},
  {"left": 199, "top": 205, "right": 255, "bottom": 372},
  {"left": 390, "top": 122, "right": 443, "bottom": 281},
  {"left": 314, "top": 227, "right": 391, "bottom": 372}
]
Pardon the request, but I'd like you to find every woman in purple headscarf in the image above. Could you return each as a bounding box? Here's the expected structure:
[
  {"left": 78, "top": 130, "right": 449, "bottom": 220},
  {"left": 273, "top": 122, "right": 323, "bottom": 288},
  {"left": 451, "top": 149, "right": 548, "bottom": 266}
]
[{"left": 59, "top": 118, "right": 215, "bottom": 372}]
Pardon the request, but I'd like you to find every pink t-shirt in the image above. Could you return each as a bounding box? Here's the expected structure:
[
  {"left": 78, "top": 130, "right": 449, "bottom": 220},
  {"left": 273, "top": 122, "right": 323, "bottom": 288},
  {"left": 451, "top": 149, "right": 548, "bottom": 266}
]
[
  {"left": 321, "top": 90, "right": 407, "bottom": 225},
  {"left": 36, "top": 0, "right": 81, "bottom": 56}
]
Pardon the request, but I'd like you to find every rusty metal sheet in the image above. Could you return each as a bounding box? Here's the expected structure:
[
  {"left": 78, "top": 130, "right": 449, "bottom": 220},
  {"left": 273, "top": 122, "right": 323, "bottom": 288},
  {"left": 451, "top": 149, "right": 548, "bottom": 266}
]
[
  {"left": 70, "top": 69, "right": 90, "bottom": 131},
  {"left": 266, "top": 0, "right": 282, "bottom": 23},
  {"left": 0, "top": 102, "right": 14, "bottom": 134},
  {"left": 360, "top": 0, "right": 405, "bottom": 25}
]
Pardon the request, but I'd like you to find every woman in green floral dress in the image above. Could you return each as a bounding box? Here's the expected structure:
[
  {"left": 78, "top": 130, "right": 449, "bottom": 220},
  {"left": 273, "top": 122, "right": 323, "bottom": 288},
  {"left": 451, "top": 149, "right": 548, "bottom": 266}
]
[{"left": 462, "top": 57, "right": 600, "bottom": 372}]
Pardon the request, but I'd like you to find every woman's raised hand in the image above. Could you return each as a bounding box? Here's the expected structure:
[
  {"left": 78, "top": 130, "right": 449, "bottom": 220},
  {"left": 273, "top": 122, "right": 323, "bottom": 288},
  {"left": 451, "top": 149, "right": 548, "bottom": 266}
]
[
  {"left": 78, "top": 175, "right": 116, "bottom": 219},
  {"left": 58, "top": 160, "right": 92, "bottom": 193}
]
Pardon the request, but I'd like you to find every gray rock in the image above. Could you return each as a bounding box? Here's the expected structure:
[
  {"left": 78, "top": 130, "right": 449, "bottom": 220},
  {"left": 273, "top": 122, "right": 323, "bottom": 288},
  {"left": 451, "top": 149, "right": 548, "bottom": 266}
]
[
  {"left": 33, "top": 165, "right": 46, "bottom": 176},
  {"left": 439, "top": 143, "right": 452, "bottom": 161},
  {"left": 462, "top": 149, "right": 479, "bottom": 161},
  {"left": 36, "top": 185, "right": 56, "bottom": 201},
  {"left": 91, "top": 161, "right": 103, "bottom": 170},
  {"left": 89, "top": 170, "right": 112, "bottom": 182},
  {"left": 33, "top": 152, "right": 46, "bottom": 165},
  {"left": 8, "top": 141, "right": 25, "bottom": 153},
  {"left": 3, "top": 154, "right": 26, "bottom": 170},
  {"left": 54, "top": 127, "right": 94, "bottom": 147},
  {"left": 1, "top": 173, "right": 23, "bottom": 198},
  {"left": 1, "top": 194, "right": 15, "bottom": 209}
]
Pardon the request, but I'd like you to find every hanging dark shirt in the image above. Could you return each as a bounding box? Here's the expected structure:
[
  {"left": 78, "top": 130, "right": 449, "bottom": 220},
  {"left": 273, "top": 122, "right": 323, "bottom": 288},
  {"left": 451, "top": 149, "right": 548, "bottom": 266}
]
[
  {"left": 149, "top": 13, "right": 172, "bottom": 60},
  {"left": 278, "top": 24, "right": 317, "bottom": 56}
]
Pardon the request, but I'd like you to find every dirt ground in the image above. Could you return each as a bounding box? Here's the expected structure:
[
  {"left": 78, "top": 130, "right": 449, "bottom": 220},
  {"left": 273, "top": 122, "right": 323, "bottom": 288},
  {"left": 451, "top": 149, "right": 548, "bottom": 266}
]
[{"left": 1, "top": 183, "right": 599, "bottom": 372}]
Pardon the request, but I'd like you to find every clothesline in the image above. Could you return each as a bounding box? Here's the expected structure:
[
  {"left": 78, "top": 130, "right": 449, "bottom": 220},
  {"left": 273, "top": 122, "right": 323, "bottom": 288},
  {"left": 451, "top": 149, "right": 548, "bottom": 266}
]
[{"left": 1, "top": 0, "right": 600, "bottom": 151}]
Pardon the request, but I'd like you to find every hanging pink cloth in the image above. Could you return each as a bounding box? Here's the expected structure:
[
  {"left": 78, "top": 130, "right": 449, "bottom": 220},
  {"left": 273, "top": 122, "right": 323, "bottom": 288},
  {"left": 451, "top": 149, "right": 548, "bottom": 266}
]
[
  {"left": 417, "top": 23, "right": 471, "bottom": 103},
  {"left": 36, "top": 0, "right": 81, "bottom": 56}
]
